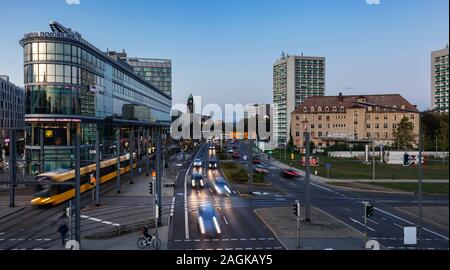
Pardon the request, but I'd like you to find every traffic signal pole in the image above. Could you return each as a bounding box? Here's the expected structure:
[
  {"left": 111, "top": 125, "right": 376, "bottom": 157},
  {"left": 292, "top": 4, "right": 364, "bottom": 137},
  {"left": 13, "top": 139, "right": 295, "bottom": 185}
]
[
  {"left": 116, "top": 129, "right": 121, "bottom": 194},
  {"left": 156, "top": 133, "right": 162, "bottom": 226},
  {"left": 95, "top": 127, "right": 100, "bottom": 206},
  {"left": 9, "top": 129, "right": 16, "bottom": 208},
  {"left": 305, "top": 132, "right": 311, "bottom": 222},
  {"left": 74, "top": 128, "right": 81, "bottom": 246},
  {"left": 364, "top": 202, "right": 368, "bottom": 247}
]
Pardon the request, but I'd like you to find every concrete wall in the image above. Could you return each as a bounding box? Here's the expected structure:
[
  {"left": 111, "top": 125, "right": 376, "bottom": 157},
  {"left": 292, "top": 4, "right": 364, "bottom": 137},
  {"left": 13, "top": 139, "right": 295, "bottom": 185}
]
[{"left": 328, "top": 151, "right": 449, "bottom": 165}]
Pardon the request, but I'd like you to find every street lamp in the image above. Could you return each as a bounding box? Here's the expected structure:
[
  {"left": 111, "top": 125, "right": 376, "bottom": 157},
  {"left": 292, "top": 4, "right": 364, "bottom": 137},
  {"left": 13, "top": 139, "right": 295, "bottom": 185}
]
[{"left": 354, "top": 101, "right": 437, "bottom": 250}]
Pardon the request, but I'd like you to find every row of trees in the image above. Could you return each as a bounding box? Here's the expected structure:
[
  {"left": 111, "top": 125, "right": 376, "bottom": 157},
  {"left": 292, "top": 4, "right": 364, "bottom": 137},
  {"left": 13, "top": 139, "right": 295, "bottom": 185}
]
[{"left": 381, "top": 112, "right": 448, "bottom": 151}]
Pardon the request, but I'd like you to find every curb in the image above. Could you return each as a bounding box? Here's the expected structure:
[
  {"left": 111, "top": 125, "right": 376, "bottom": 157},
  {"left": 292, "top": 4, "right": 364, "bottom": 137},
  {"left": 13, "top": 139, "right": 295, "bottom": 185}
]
[{"left": 324, "top": 183, "right": 414, "bottom": 195}]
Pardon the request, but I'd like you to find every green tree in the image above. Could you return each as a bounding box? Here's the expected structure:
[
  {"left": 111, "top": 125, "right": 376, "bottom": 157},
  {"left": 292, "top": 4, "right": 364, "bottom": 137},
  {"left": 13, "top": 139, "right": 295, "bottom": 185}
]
[
  {"left": 436, "top": 114, "right": 449, "bottom": 151},
  {"left": 393, "top": 117, "right": 417, "bottom": 150}
]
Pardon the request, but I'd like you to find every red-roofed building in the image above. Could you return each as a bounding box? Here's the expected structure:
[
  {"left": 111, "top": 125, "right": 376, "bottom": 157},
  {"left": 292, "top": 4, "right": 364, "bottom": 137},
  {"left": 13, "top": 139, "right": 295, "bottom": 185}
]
[{"left": 291, "top": 93, "right": 420, "bottom": 149}]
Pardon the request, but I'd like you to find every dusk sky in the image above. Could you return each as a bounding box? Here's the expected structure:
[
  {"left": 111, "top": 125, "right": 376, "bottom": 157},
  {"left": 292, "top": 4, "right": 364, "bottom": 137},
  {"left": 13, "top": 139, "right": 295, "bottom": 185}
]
[{"left": 0, "top": 0, "right": 448, "bottom": 111}]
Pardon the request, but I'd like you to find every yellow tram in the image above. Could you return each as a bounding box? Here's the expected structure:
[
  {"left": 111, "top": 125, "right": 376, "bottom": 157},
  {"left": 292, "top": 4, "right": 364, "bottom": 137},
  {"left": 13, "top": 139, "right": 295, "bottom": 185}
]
[{"left": 31, "top": 155, "right": 137, "bottom": 206}]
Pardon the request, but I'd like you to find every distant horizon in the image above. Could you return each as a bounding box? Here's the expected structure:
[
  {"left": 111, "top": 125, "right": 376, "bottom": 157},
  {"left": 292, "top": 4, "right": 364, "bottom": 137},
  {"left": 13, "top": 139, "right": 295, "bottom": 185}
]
[{"left": 0, "top": 0, "right": 448, "bottom": 112}]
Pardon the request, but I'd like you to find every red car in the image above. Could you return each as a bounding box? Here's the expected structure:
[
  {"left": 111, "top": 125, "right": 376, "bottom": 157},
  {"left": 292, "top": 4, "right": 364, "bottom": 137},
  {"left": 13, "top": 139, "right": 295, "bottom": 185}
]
[
  {"left": 282, "top": 169, "right": 300, "bottom": 178},
  {"left": 232, "top": 153, "right": 240, "bottom": 159},
  {"left": 252, "top": 157, "right": 262, "bottom": 164}
]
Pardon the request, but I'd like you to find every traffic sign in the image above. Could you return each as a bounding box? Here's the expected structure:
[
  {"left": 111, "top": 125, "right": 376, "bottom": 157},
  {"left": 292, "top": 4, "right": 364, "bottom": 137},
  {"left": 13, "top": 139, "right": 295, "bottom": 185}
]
[{"left": 243, "top": 155, "right": 248, "bottom": 161}]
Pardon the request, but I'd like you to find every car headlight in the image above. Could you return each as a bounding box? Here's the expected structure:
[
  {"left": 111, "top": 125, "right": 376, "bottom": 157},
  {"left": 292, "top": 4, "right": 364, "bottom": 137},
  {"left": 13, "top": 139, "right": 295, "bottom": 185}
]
[
  {"left": 198, "top": 217, "right": 206, "bottom": 234},
  {"left": 212, "top": 216, "right": 221, "bottom": 234}
]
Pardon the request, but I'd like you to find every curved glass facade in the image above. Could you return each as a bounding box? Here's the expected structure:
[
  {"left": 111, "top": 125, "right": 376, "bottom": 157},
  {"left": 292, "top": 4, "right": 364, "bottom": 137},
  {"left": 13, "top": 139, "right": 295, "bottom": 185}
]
[{"left": 21, "top": 23, "right": 171, "bottom": 173}]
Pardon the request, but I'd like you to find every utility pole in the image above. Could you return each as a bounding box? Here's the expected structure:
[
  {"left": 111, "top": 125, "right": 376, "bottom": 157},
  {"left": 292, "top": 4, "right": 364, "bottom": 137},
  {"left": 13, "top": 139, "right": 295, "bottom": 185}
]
[
  {"left": 95, "top": 127, "right": 100, "bottom": 206},
  {"left": 417, "top": 115, "right": 423, "bottom": 249},
  {"left": 74, "top": 128, "right": 81, "bottom": 245},
  {"left": 305, "top": 132, "right": 311, "bottom": 222},
  {"left": 156, "top": 133, "right": 162, "bottom": 226},
  {"left": 9, "top": 129, "right": 16, "bottom": 208},
  {"left": 372, "top": 140, "right": 375, "bottom": 181},
  {"left": 129, "top": 128, "right": 134, "bottom": 185},
  {"left": 248, "top": 138, "right": 254, "bottom": 195},
  {"left": 363, "top": 201, "right": 368, "bottom": 247},
  {"left": 40, "top": 128, "right": 44, "bottom": 173},
  {"left": 145, "top": 128, "right": 150, "bottom": 176},
  {"left": 294, "top": 200, "right": 301, "bottom": 249},
  {"left": 116, "top": 128, "right": 121, "bottom": 194}
]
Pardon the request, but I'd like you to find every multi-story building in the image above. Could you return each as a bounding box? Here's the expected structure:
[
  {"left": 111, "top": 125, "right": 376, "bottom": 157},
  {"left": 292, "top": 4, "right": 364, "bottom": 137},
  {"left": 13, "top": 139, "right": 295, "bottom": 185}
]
[
  {"left": 431, "top": 46, "right": 449, "bottom": 112},
  {"left": 291, "top": 93, "right": 420, "bottom": 148},
  {"left": 20, "top": 21, "right": 171, "bottom": 173},
  {"left": 109, "top": 50, "right": 172, "bottom": 97},
  {"left": 273, "top": 53, "right": 325, "bottom": 145},
  {"left": 0, "top": 75, "right": 25, "bottom": 130}
]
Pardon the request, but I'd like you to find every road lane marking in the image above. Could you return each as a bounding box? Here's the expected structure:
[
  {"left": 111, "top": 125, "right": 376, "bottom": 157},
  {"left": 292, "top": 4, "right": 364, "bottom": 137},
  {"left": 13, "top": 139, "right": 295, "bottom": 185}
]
[
  {"left": 349, "top": 217, "right": 376, "bottom": 232},
  {"left": 375, "top": 207, "right": 449, "bottom": 240},
  {"left": 183, "top": 144, "right": 204, "bottom": 240},
  {"left": 344, "top": 208, "right": 351, "bottom": 212},
  {"left": 223, "top": 216, "right": 229, "bottom": 225},
  {"left": 250, "top": 238, "right": 257, "bottom": 241},
  {"left": 361, "top": 217, "right": 379, "bottom": 225},
  {"left": 393, "top": 223, "right": 403, "bottom": 229}
]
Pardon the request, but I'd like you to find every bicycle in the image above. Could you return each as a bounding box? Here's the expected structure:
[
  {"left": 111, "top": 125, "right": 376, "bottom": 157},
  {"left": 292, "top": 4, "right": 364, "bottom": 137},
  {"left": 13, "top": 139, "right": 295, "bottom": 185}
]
[{"left": 137, "top": 234, "right": 161, "bottom": 249}]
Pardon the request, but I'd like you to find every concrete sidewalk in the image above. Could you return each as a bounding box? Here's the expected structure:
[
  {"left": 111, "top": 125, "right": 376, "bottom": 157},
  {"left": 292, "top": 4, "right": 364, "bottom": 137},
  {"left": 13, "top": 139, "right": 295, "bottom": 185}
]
[{"left": 254, "top": 207, "right": 366, "bottom": 250}]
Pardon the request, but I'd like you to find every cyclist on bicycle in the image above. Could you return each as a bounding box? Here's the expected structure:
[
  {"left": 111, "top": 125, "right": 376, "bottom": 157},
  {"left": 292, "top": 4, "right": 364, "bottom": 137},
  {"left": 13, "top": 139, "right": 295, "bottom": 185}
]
[{"left": 143, "top": 225, "right": 152, "bottom": 241}]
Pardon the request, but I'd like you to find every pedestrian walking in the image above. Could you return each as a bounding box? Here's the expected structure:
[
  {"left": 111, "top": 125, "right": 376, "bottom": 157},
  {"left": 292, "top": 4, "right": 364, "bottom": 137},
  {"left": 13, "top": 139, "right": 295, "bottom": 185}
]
[{"left": 57, "top": 223, "right": 69, "bottom": 247}]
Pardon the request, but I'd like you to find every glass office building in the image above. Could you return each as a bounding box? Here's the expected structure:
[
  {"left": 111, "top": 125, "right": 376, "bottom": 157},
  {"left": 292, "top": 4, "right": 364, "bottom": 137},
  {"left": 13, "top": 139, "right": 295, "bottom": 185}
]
[{"left": 20, "top": 21, "right": 171, "bottom": 173}]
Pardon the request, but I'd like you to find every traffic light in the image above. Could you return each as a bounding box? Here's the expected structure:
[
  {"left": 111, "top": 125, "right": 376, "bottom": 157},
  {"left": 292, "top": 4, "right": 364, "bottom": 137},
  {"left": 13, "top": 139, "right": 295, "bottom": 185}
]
[
  {"left": 365, "top": 203, "right": 374, "bottom": 218},
  {"left": 149, "top": 181, "right": 154, "bottom": 195},
  {"left": 293, "top": 200, "right": 300, "bottom": 217}
]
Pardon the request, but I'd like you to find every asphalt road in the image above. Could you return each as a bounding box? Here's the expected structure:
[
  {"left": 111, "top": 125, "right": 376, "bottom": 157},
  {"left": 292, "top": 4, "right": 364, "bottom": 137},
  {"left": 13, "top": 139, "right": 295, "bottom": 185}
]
[
  {"left": 167, "top": 143, "right": 284, "bottom": 251},
  {"left": 235, "top": 142, "right": 449, "bottom": 250}
]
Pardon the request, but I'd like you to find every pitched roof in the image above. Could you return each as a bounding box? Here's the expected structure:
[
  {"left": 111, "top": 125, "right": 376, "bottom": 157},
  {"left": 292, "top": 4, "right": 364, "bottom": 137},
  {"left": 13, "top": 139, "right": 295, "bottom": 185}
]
[{"left": 291, "top": 94, "right": 419, "bottom": 114}]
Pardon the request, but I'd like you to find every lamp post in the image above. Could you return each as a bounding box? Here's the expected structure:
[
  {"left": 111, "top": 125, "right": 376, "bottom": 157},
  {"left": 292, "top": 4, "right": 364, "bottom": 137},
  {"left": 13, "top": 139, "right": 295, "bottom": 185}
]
[{"left": 354, "top": 101, "right": 436, "bottom": 250}]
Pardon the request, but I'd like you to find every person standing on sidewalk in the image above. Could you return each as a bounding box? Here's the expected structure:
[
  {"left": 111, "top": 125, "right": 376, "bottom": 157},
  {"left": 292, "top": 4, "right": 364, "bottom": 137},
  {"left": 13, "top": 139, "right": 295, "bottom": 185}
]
[{"left": 57, "top": 223, "right": 69, "bottom": 247}]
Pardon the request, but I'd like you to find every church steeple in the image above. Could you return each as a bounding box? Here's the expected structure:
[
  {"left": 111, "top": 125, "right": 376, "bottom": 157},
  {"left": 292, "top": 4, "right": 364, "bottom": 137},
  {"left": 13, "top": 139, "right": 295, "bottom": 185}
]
[{"left": 187, "top": 94, "right": 194, "bottom": 114}]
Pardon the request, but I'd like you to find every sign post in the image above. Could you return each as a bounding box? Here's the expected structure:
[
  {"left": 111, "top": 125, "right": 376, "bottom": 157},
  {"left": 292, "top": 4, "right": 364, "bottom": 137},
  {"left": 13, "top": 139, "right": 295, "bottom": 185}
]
[{"left": 325, "top": 163, "right": 331, "bottom": 179}]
